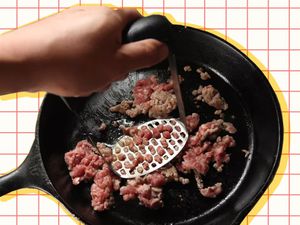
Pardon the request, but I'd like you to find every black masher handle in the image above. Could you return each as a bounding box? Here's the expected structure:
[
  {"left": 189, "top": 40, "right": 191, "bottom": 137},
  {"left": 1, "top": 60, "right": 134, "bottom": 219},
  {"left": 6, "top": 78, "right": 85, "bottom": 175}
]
[{"left": 124, "top": 15, "right": 172, "bottom": 45}]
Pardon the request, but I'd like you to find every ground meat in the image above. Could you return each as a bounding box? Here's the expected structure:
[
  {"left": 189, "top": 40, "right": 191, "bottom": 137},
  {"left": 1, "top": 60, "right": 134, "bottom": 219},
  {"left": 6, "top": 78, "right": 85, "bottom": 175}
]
[
  {"left": 120, "top": 166, "right": 188, "bottom": 209},
  {"left": 182, "top": 133, "right": 235, "bottom": 175},
  {"left": 96, "top": 142, "right": 113, "bottom": 163},
  {"left": 212, "top": 135, "right": 235, "bottom": 172},
  {"left": 194, "top": 170, "right": 222, "bottom": 198},
  {"left": 120, "top": 177, "right": 163, "bottom": 209},
  {"left": 122, "top": 126, "right": 138, "bottom": 136},
  {"left": 110, "top": 76, "right": 176, "bottom": 119},
  {"left": 186, "top": 113, "right": 200, "bottom": 133},
  {"left": 110, "top": 100, "right": 133, "bottom": 114},
  {"left": 183, "top": 65, "right": 192, "bottom": 72},
  {"left": 187, "top": 120, "right": 224, "bottom": 147},
  {"left": 90, "top": 164, "right": 121, "bottom": 211},
  {"left": 223, "top": 122, "right": 237, "bottom": 134},
  {"left": 148, "top": 90, "right": 177, "bottom": 118},
  {"left": 181, "top": 142, "right": 213, "bottom": 175},
  {"left": 193, "top": 85, "right": 228, "bottom": 110},
  {"left": 133, "top": 75, "right": 158, "bottom": 104},
  {"left": 196, "top": 67, "right": 211, "bottom": 80},
  {"left": 214, "top": 109, "right": 222, "bottom": 115},
  {"left": 160, "top": 166, "right": 190, "bottom": 185},
  {"left": 200, "top": 183, "right": 222, "bottom": 198},
  {"left": 64, "top": 140, "right": 104, "bottom": 185},
  {"left": 187, "top": 119, "right": 236, "bottom": 147}
]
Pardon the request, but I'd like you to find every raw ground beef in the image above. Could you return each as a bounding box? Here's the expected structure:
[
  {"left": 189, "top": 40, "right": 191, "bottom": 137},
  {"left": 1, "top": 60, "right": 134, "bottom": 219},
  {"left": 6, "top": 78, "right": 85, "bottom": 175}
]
[
  {"left": 186, "top": 113, "right": 200, "bottom": 133},
  {"left": 181, "top": 119, "right": 236, "bottom": 175},
  {"left": 91, "top": 164, "right": 121, "bottom": 211},
  {"left": 110, "top": 76, "right": 177, "bottom": 119},
  {"left": 64, "top": 140, "right": 104, "bottom": 185},
  {"left": 196, "top": 67, "right": 211, "bottom": 80}
]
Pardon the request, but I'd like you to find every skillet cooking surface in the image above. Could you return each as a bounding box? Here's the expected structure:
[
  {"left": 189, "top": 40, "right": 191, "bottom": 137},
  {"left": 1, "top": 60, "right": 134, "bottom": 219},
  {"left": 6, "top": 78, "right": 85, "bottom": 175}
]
[{"left": 38, "top": 26, "right": 282, "bottom": 225}]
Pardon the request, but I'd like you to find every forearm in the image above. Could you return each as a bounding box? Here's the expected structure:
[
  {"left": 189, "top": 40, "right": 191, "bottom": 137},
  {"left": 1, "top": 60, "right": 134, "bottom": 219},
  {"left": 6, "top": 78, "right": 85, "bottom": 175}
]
[{"left": 0, "top": 33, "right": 38, "bottom": 95}]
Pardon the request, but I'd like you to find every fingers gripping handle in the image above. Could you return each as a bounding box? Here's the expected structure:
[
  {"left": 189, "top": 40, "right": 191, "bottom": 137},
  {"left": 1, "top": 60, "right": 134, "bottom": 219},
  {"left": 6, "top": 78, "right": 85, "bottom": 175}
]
[{"left": 124, "top": 15, "right": 172, "bottom": 45}]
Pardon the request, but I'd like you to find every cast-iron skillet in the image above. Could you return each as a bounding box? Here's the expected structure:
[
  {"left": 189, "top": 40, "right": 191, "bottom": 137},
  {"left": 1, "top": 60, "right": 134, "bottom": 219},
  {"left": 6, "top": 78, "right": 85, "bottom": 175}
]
[{"left": 0, "top": 16, "right": 283, "bottom": 225}]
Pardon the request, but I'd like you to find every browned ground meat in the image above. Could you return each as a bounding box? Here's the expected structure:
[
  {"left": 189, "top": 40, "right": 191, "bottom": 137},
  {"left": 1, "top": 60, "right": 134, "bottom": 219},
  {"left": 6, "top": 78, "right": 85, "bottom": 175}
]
[
  {"left": 148, "top": 90, "right": 177, "bottom": 118},
  {"left": 186, "top": 113, "right": 200, "bottom": 133},
  {"left": 109, "top": 76, "right": 177, "bottom": 119},
  {"left": 200, "top": 183, "right": 222, "bottom": 198},
  {"left": 183, "top": 65, "right": 192, "bottom": 72},
  {"left": 196, "top": 67, "right": 211, "bottom": 80},
  {"left": 109, "top": 100, "right": 133, "bottom": 114},
  {"left": 120, "top": 166, "right": 188, "bottom": 208},
  {"left": 120, "top": 176, "right": 164, "bottom": 208},
  {"left": 64, "top": 140, "right": 104, "bottom": 185},
  {"left": 193, "top": 85, "right": 228, "bottom": 110},
  {"left": 223, "top": 122, "right": 237, "bottom": 134},
  {"left": 91, "top": 164, "right": 121, "bottom": 211}
]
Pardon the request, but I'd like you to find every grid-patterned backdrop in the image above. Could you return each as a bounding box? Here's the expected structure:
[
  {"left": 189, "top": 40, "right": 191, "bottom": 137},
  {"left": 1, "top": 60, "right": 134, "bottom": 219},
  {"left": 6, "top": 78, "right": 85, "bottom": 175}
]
[{"left": 0, "top": 0, "right": 299, "bottom": 224}]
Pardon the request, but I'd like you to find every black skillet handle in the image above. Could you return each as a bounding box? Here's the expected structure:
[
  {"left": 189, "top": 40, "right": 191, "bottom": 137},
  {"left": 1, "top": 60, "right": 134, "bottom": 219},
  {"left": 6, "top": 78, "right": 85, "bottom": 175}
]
[
  {"left": 123, "top": 15, "right": 172, "bottom": 46},
  {"left": 0, "top": 139, "right": 58, "bottom": 198}
]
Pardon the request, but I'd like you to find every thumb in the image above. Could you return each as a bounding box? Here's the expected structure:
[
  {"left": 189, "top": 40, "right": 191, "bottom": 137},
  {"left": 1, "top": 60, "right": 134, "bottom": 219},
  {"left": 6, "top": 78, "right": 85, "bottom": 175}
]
[{"left": 116, "top": 39, "right": 169, "bottom": 73}]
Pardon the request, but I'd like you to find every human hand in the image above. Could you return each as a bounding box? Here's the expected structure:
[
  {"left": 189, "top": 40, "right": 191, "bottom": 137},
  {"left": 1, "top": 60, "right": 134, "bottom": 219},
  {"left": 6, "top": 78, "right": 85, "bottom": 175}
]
[{"left": 0, "top": 6, "right": 168, "bottom": 96}]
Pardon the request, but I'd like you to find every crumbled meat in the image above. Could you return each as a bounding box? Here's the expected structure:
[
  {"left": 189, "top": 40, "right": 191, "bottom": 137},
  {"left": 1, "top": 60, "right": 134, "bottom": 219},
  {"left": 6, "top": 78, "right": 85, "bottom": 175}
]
[
  {"left": 187, "top": 119, "right": 224, "bottom": 146},
  {"left": 178, "top": 75, "right": 184, "bottom": 83},
  {"left": 160, "top": 166, "right": 190, "bottom": 185},
  {"left": 120, "top": 177, "right": 163, "bottom": 209},
  {"left": 212, "top": 135, "right": 235, "bottom": 172},
  {"left": 196, "top": 67, "right": 211, "bottom": 80},
  {"left": 182, "top": 133, "right": 235, "bottom": 175},
  {"left": 193, "top": 85, "right": 228, "bottom": 110},
  {"left": 186, "top": 113, "right": 200, "bottom": 133},
  {"left": 110, "top": 100, "right": 133, "bottom": 114},
  {"left": 187, "top": 119, "right": 236, "bottom": 147},
  {"left": 223, "top": 122, "right": 237, "bottom": 134},
  {"left": 148, "top": 90, "right": 177, "bottom": 118},
  {"left": 64, "top": 140, "right": 104, "bottom": 185},
  {"left": 133, "top": 75, "right": 157, "bottom": 104},
  {"left": 194, "top": 171, "right": 222, "bottom": 198},
  {"left": 110, "top": 76, "right": 177, "bottom": 119},
  {"left": 200, "top": 183, "right": 222, "bottom": 198},
  {"left": 214, "top": 109, "right": 222, "bottom": 115},
  {"left": 90, "top": 164, "right": 120, "bottom": 211},
  {"left": 96, "top": 142, "right": 113, "bottom": 163},
  {"left": 120, "top": 166, "right": 188, "bottom": 208},
  {"left": 181, "top": 142, "right": 213, "bottom": 175},
  {"left": 183, "top": 65, "right": 192, "bottom": 72}
]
